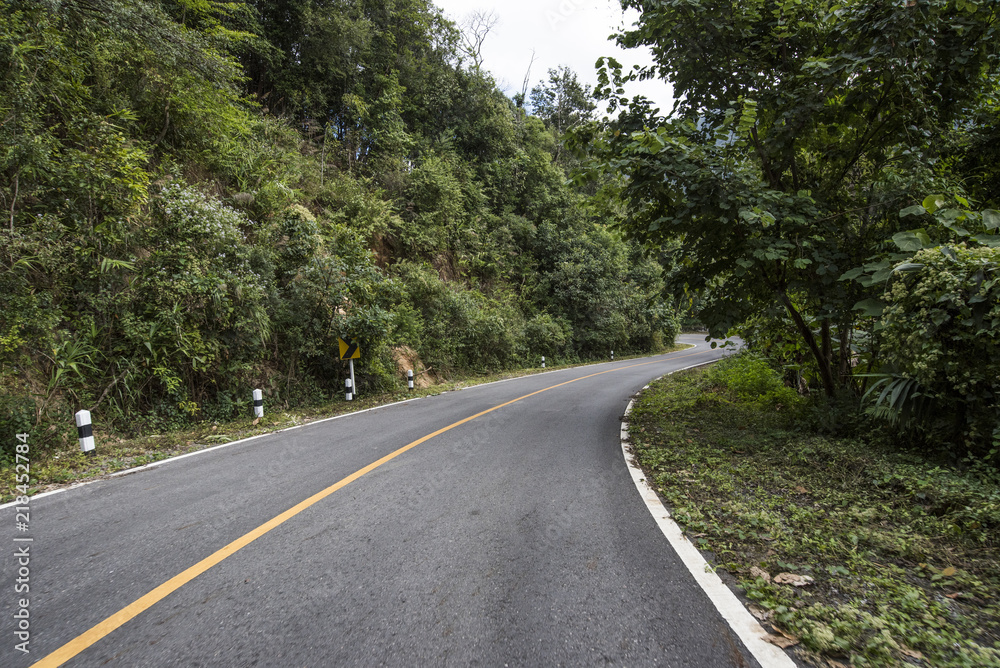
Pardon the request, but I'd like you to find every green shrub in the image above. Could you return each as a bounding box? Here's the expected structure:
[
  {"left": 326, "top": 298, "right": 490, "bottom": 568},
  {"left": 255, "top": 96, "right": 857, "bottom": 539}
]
[
  {"left": 522, "top": 313, "right": 570, "bottom": 359},
  {"left": 661, "top": 307, "right": 682, "bottom": 348},
  {"left": 0, "top": 394, "right": 35, "bottom": 465},
  {"left": 273, "top": 204, "right": 320, "bottom": 280},
  {"left": 875, "top": 244, "right": 1000, "bottom": 456},
  {"left": 708, "top": 352, "right": 803, "bottom": 410},
  {"left": 391, "top": 261, "right": 525, "bottom": 374}
]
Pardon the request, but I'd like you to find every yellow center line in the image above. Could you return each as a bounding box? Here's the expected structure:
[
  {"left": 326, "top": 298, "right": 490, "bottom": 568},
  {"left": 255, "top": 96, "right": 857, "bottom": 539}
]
[{"left": 34, "top": 349, "right": 709, "bottom": 667}]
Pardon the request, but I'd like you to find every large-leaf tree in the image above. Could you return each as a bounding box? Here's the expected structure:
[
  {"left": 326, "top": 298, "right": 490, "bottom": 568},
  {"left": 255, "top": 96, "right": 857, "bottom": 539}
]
[{"left": 589, "top": 0, "right": 1000, "bottom": 396}]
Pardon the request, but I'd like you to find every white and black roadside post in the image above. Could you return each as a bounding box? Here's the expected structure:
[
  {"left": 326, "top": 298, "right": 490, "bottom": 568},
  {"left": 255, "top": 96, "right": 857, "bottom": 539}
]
[
  {"left": 252, "top": 389, "right": 263, "bottom": 418},
  {"left": 541, "top": 356, "right": 545, "bottom": 369},
  {"left": 345, "top": 377, "right": 353, "bottom": 401},
  {"left": 75, "top": 410, "right": 96, "bottom": 457},
  {"left": 407, "top": 369, "right": 414, "bottom": 390},
  {"left": 349, "top": 358, "right": 357, "bottom": 400},
  {"left": 611, "top": 350, "right": 614, "bottom": 361}
]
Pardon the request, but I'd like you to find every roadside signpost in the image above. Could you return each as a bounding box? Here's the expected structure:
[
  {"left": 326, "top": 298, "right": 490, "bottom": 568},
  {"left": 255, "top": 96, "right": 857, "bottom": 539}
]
[{"left": 339, "top": 338, "right": 360, "bottom": 399}]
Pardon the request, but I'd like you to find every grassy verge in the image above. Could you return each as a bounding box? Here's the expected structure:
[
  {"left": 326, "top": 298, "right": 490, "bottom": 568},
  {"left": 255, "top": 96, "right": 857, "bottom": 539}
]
[
  {"left": 2, "top": 344, "right": 689, "bottom": 503},
  {"left": 626, "top": 356, "right": 1000, "bottom": 667}
]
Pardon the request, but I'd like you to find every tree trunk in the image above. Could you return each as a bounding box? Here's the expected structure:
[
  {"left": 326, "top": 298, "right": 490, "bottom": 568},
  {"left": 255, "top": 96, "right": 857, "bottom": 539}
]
[
  {"left": 821, "top": 318, "right": 833, "bottom": 374},
  {"left": 9, "top": 173, "right": 17, "bottom": 233},
  {"left": 778, "top": 291, "right": 837, "bottom": 397},
  {"left": 837, "top": 320, "right": 853, "bottom": 385}
]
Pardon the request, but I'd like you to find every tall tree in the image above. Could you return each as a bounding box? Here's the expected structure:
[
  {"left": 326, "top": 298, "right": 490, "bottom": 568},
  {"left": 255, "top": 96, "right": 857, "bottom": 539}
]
[
  {"left": 530, "top": 65, "right": 596, "bottom": 135},
  {"left": 457, "top": 9, "right": 498, "bottom": 75},
  {"left": 244, "top": 0, "right": 460, "bottom": 173},
  {"left": 589, "top": 0, "right": 1000, "bottom": 396}
]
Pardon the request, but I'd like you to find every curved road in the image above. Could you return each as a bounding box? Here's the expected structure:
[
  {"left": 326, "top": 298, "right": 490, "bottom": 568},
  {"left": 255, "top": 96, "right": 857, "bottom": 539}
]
[{"left": 1, "top": 336, "right": 764, "bottom": 667}]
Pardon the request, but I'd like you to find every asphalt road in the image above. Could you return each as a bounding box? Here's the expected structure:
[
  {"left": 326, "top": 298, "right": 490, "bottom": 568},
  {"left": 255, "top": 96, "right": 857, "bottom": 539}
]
[{"left": 1, "top": 336, "right": 762, "bottom": 667}]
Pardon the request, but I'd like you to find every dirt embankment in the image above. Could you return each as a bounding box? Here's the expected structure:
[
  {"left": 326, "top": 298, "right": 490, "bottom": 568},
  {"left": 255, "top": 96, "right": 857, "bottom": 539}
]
[{"left": 390, "top": 346, "right": 436, "bottom": 389}]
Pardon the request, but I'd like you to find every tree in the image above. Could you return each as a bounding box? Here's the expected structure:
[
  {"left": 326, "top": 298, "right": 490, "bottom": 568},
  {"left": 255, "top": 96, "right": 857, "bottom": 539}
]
[
  {"left": 845, "top": 197, "right": 1000, "bottom": 455},
  {"left": 457, "top": 9, "right": 498, "bottom": 75},
  {"left": 589, "top": 0, "right": 1000, "bottom": 396},
  {"left": 951, "top": 85, "right": 1000, "bottom": 208},
  {"left": 530, "top": 66, "right": 596, "bottom": 136},
  {"left": 0, "top": 0, "right": 682, "bottom": 445},
  {"left": 244, "top": 0, "right": 458, "bottom": 173}
]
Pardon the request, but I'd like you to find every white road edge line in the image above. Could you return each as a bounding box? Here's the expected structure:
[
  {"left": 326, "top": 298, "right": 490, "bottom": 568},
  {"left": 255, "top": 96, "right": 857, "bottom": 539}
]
[
  {"left": 0, "top": 395, "right": 429, "bottom": 510},
  {"left": 620, "top": 363, "right": 798, "bottom": 668},
  {"left": 1, "top": 342, "right": 702, "bottom": 511}
]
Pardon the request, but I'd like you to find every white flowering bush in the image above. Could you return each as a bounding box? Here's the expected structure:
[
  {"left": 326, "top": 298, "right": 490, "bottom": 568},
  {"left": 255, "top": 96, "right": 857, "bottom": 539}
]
[
  {"left": 158, "top": 184, "right": 248, "bottom": 249},
  {"left": 124, "top": 184, "right": 271, "bottom": 397},
  {"left": 273, "top": 204, "right": 320, "bottom": 280},
  {"left": 878, "top": 244, "right": 1000, "bottom": 452}
]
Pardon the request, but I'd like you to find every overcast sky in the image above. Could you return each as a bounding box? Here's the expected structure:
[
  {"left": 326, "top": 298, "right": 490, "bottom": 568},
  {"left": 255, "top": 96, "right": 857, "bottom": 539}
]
[{"left": 431, "top": 0, "right": 674, "bottom": 115}]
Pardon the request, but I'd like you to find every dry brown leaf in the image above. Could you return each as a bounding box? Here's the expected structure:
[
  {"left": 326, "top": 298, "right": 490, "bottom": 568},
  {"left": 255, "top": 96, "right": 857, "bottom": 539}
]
[
  {"left": 750, "top": 566, "right": 771, "bottom": 583},
  {"left": 900, "top": 647, "right": 924, "bottom": 660},
  {"left": 764, "top": 633, "right": 799, "bottom": 649},
  {"left": 772, "top": 625, "right": 796, "bottom": 639},
  {"left": 795, "top": 485, "right": 809, "bottom": 494},
  {"left": 748, "top": 604, "right": 772, "bottom": 622},
  {"left": 945, "top": 592, "right": 962, "bottom": 599},
  {"left": 941, "top": 566, "right": 957, "bottom": 577},
  {"left": 252, "top": 417, "right": 260, "bottom": 426},
  {"left": 773, "top": 572, "right": 814, "bottom": 587}
]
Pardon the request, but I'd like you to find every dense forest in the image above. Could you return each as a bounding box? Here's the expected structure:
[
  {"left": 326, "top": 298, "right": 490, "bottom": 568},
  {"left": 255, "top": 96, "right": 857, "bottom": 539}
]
[
  {"left": 0, "top": 0, "right": 678, "bottom": 446},
  {"left": 580, "top": 0, "right": 1000, "bottom": 461}
]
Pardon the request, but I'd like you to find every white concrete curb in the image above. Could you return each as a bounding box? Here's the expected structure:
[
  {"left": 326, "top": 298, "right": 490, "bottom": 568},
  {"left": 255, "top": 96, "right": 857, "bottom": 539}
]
[{"left": 621, "top": 363, "right": 798, "bottom": 668}]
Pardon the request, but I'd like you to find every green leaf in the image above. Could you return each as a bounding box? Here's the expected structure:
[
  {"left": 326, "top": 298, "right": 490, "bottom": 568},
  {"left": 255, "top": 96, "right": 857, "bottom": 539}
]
[
  {"left": 853, "top": 299, "right": 886, "bottom": 317},
  {"left": 930, "top": 311, "right": 949, "bottom": 326},
  {"left": 982, "top": 210, "right": 1000, "bottom": 230},
  {"left": 870, "top": 266, "right": 894, "bottom": 283},
  {"left": 892, "top": 230, "right": 931, "bottom": 252},
  {"left": 942, "top": 220, "right": 970, "bottom": 237},
  {"left": 893, "top": 262, "right": 925, "bottom": 273},
  {"left": 890, "top": 376, "right": 916, "bottom": 409},
  {"left": 899, "top": 205, "right": 926, "bottom": 218},
  {"left": 972, "top": 233, "right": 1000, "bottom": 248},
  {"left": 839, "top": 267, "right": 864, "bottom": 281},
  {"left": 922, "top": 195, "right": 947, "bottom": 214}
]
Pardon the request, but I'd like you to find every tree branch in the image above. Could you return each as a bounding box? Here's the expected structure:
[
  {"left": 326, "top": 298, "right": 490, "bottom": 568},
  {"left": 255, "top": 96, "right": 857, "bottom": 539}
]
[
  {"left": 749, "top": 126, "right": 780, "bottom": 189},
  {"left": 89, "top": 368, "right": 129, "bottom": 413}
]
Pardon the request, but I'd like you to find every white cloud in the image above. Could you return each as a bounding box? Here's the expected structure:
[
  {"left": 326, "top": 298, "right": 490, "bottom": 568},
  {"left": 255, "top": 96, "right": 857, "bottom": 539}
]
[{"left": 432, "top": 0, "right": 674, "bottom": 115}]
